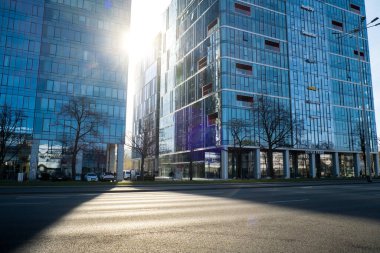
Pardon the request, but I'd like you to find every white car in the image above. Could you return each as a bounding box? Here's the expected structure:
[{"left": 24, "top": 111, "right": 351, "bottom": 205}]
[
  {"left": 123, "top": 170, "right": 131, "bottom": 180},
  {"left": 84, "top": 173, "right": 98, "bottom": 182},
  {"left": 100, "top": 172, "right": 115, "bottom": 182}
]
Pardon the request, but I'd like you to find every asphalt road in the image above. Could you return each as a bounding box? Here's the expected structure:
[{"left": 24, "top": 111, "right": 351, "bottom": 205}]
[{"left": 1, "top": 183, "right": 380, "bottom": 252}]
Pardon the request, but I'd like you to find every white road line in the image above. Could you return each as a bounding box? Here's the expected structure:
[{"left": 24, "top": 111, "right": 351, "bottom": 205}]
[{"left": 268, "top": 199, "right": 309, "bottom": 204}]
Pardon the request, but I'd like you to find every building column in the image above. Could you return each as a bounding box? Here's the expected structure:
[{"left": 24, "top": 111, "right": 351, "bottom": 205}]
[
  {"left": 29, "top": 140, "right": 39, "bottom": 181},
  {"left": 332, "top": 152, "right": 340, "bottom": 177},
  {"left": 107, "top": 144, "right": 116, "bottom": 173},
  {"left": 354, "top": 153, "right": 361, "bottom": 177},
  {"left": 309, "top": 153, "right": 316, "bottom": 178},
  {"left": 283, "top": 150, "right": 290, "bottom": 179},
  {"left": 254, "top": 148, "right": 261, "bottom": 179},
  {"left": 75, "top": 149, "right": 83, "bottom": 180},
  {"left": 292, "top": 152, "right": 298, "bottom": 178},
  {"left": 374, "top": 153, "right": 379, "bottom": 177},
  {"left": 116, "top": 144, "right": 124, "bottom": 181},
  {"left": 221, "top": 148, "right": 228, "bottom": 179}
]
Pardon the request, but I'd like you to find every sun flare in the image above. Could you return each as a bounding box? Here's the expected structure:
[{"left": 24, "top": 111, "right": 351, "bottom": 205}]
[{"left": 124, "top": 0, "right": 170, "bottom": 60}]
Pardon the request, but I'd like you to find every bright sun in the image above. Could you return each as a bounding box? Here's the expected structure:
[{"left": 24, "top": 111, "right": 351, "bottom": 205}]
[
  {"left": 125, "top": 0, "right": 172, "bottom": 133},
  {"left": 120, "top": 0, "right": 171, "bottom": 60}
]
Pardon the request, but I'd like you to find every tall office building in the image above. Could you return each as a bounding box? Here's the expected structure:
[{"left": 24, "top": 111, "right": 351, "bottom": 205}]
[
  {"left": 0, "top": 0, "right": 131, "bottom": 180},
  {"left": 134, "top": 0, "right": 379, "bottom": 179},
  {"left": 132, "top": 34, "right": 162, "bottom": 176}
]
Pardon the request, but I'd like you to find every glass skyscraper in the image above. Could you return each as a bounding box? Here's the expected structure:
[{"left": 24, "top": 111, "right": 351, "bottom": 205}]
[
  {"left": 135, "top": 0, "right": 379, "bottom": 179},
  {"left": 0, "top": 0, "right": 131, "bottom": 180}
]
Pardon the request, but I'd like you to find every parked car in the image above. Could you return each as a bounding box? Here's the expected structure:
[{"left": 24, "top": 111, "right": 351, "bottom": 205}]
[
  {"left": 51, "top": 172, "right": 69, "bottom": 181},
  {"left": 100, "top": 172, "right": 115, "bottom": 182},
  {"left": 123, "top": 170, "right": 131, "bottom": 180},
  {"left": 84, "top": 172, "right": 98, "bottom": 182}
]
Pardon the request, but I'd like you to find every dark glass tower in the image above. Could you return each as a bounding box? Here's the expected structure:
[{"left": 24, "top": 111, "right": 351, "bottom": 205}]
[{"left": 138, "top": 0, "right": 379, "bottom": 179}]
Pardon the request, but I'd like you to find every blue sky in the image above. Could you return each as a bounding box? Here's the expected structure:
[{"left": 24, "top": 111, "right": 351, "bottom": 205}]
[{"left": 366, "top": 0, "right": 380, "bottom": 136}]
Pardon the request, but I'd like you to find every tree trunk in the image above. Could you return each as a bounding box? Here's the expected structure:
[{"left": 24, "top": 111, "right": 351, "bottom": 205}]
[
  {"left": 71, "top": 152, "right": 77, "bottom": 180},
  {"left": 232, "top": 152, "right": 235, "bottom": 178},
  {"left": 189, "top": 160, "right": 193, "bottom": 181},
  {"left": 267, "top": 149, "right": 275, "bottom": 178},
  {"left": 72, "top": 131, "right": 80, "bottom": 180},
  {"left": 0, "top": 163, "right": 4, "bottom": 179},
  {"left": 140, "top": 157, "right": 145, "bottom": 181},
  {"left": 237, "top": 152, "right": 242, "bottom": 179}
]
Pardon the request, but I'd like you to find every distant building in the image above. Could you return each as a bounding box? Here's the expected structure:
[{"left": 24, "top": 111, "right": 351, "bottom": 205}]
[
  {"left": 137, "top": 0, "right": 379, "bottom": 179},
  {"left": 0, "top": 0, "right": 131, "bottom": 180},
  {"left": 132, "top": 34, "right": 162, "bottom": 175}
]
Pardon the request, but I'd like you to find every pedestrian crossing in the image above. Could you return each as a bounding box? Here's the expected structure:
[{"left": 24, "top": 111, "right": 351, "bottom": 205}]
[{"left": 45, "top": 191, "right": 262, "bottom": 235}]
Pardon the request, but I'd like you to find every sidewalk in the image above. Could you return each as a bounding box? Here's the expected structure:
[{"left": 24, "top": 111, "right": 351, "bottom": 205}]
[{"left": 0, "top": 178, "right": 378, "bottom": 195}]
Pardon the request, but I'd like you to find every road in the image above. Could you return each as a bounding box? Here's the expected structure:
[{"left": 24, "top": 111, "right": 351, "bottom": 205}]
[{"left": 1, "top": 183, "right": 380, "bottom": 252}]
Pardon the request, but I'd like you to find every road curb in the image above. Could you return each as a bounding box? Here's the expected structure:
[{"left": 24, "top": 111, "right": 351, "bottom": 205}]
[{"left": 0, "top": 179, "right": 378, "bottom": 195}]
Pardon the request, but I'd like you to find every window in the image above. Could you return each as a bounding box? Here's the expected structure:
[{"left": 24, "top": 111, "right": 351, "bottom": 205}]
[
  {"left": 237, "top": 95, "right": 253, "bottom": 103},
  {"left": 301, "top": 5, "right": 314, "bottom": 12},
  {"left": 305, "top": 58, "right": 316, "bottom": 63},
  {"left": 243, "top": 32, "right": 248, "bottom": 42},
  {"left": 198, "top": 57, "right": 207, "bottom": 70},
  {"left": 207, "top": 113, "right": 218, "bottom": 126},
  {"left": 301, "top": 30, "right": 317, "bottom": 37},
  {"left": 235, "top": 2, "right": 251, "bottom": 15},
  {"left": 332, "top": 20, "right": 343, "bottom": 31},
  {"left": 354, "top": 50, "right": 365, "bottom": 60},
  {"left": 207, "top": 19, "right": 218, "bottom": 34},
  {"left": 202, "top": 83, "right": 212, "bottom": 96},
  {"left": 350, "top": 4, "right": 360, "bottom": 14},
  {"left": 236, "top": 63, "right": 252, "bottom": 75},
  {"left": 265, "top": 40, "right": 280, "bottom": 52},
  {"left": 307, "top": 86, "right": 317, "bottom": 91},
  {"left": 43, "top": 118, "right": 50, "bottom": 132}
]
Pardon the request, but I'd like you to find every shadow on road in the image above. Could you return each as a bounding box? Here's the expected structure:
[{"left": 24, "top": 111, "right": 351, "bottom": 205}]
[
  {"left": 168, "top": 182, "right": 380, "bottom": 222},
  {"left": 0, "top": 184, "right": 116, "bottom": 253},
  {"left": 1, "top": 181, "right": 379, "bottom": 252}
]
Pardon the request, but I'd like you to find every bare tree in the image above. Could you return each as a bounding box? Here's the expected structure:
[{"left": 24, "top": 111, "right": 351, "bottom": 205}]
[
  {"left": 353, "top": 123, "right": 367, "bottom": 176},
  {"left": 230, "top": 118, "right": 251, "bottom": 179},
  {"left": 252, "top": 96, "right": 297, "bottom": 178},
  {"left": 127, "top": 118, "right": 156, "bottom": 181},
  {"left": 0, "top": 104, "right": 27, "bottom": 175},
  {"left": 59, "top": 97, "right": 104, "bottom": 179}
]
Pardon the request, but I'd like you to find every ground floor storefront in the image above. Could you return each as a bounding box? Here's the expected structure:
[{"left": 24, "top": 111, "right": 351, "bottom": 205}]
[{"left": 158, "top": 148, "right": 380, "bottom": 180}]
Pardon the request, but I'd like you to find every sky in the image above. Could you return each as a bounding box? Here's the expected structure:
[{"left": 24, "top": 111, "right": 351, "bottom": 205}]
[
  {"left": 365, "top": 0, "right": 380, "bottom": 136},
  {"left": 126, "top": 0, "right": 171, "bottom": 133},
  {"left": 127, "top": 0, "right": 380, "bottom": 136}
]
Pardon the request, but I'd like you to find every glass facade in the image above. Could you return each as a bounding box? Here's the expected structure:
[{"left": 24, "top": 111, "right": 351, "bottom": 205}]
[
  {"left": 1, "top": 0, "right": 131, "bottom": 179},
  {"left": 132, "top": 34, "right": 162, "bottom": 176},
  {"left": 140, "top": 0, "right": 378, "bottom": 179}
]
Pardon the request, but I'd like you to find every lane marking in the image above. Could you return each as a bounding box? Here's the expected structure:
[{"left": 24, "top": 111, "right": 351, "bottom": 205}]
[{"left": 268, "top": 199, "right": 309, "bottom": 204}]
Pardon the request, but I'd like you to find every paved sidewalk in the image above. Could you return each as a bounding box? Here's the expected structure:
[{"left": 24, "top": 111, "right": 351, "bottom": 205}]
[{"left": 0, "top": 178, "right": 378, "bottom": 195}]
